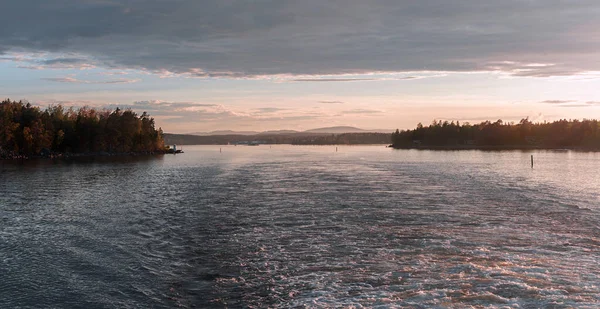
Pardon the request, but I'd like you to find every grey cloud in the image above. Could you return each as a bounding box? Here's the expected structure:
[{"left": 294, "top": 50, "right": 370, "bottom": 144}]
[
  {"left": 99, "top": 71, "right": 129, "bottom": 76},
  {"left": 480, "top": 62, "right": 585, "bottom": 77},
  {"left": 294, "top": 76, "right": 434, "bottom": 82},
  {"left": 124, "top": 101, "right": 218, "bottom": 111},
  {"left": 318, "top": 101, "right": 344, "bottom": 104},
  {"left": 252, "top": 107, "right": 286, "bottom": 113},
  {"left": 3, "top": 1, "right": 600, "bottom": 77},
  {"left": 40, "top": 57, "right": 88, "bottom": 65},
  {"left": 42, "top": 77, "right": 139, "bottom": 84},
  {"left": 541, "top": 100, "right": 575, "bottom": 104},
  {"left": 555, "top": 101, "right": 600, "bottom": 108},
  {"left": 42, "top": 77, "right": 80, "bottom": 83},
  {"left": 6, "top": 55, "right": 96, "bottom": 70},
  {"left": 243, "top": 114, "right": 324, "bottom": 123},
  {"left": 539, "top": 100, "right": 600, "bottom": 107},
  {"left": 340, "top": 109, "right": 384, "bottom": 115},
  {"left": 292, "top": 78, "right": 375, "bottom": 82},
  {"left": 35, "top": 99, "right": 93, "bottom": 106},
  {"left": 101, "top": 79, "right": 139, "bottom": 84},
  {"left": 558, "top": 104, "right": 590, "bottom": 108}
]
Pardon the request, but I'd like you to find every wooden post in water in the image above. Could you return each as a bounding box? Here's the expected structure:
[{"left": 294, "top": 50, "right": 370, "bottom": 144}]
[
  {"left": 220, "top": 147, "right": 222, "bottom": 153},
  {"left": 336, "top": 147, "right": 338, "bottom": 152},
  {"left": 531, "top": 155, "right": 534, "bottom": 168}
]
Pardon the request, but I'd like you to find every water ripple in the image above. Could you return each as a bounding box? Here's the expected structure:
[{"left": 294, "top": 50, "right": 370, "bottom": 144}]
[{"left": 1, "top": 146, "right": 600, "bottom": 308}]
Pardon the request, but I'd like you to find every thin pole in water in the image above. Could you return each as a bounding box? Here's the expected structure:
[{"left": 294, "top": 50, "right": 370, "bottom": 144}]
[
  {"left": 531, "top": 155, "right": 534, "bottom": 168},
  {"left": 336, "top": 147, "right": 338, "bottom": 152},
  {"left": 220, "top": 147, "right": 222, "bottom": 153}
]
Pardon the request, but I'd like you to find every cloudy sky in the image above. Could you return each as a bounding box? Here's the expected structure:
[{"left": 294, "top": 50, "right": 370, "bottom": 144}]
[{"left": 2, "top": 0, "right": 600, "bottom": 133}]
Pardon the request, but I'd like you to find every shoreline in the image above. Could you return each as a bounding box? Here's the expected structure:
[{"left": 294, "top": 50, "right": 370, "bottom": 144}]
[
  {"left": 0, "top": 150, "right": 166, "bottom": 161},
  {"left": 390, "top": 145, "right": 600, "bottom": 151}
]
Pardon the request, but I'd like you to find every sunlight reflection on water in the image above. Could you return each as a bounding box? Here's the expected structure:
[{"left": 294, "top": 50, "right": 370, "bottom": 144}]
[{"left": 1, "top": 146, "right": 600, "bottom": 308}]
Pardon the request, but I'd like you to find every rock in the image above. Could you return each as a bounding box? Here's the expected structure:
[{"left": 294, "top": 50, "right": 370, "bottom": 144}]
[{"left": 40, "top": 148, "right": 52, "bottom": 158}]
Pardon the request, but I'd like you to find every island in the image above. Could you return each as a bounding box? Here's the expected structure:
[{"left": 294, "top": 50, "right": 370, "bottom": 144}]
[
  {"left": 391, "top": 119, "right": 600, "bottom": 150},
  {"left": 0, "top": 99, "right": 165, "bottom": 159}
]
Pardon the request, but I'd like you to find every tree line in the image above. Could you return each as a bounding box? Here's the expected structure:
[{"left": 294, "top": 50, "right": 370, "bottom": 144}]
[
  {"left": 163, "top": 132, "right": 392, "bottom": 145},
  {"left": 391, "top": 118, "right": 600, "bottom": 149},
  {"left": 291, "top": 133, "right": 391, "bottom": 145},
  {"left": 0, "top": 99, "right": 165, "bottom": 158}
]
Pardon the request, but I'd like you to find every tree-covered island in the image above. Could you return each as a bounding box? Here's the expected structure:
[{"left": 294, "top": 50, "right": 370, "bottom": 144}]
[
  {"left": 391, "top": 119, "right": 600, "bottom": 150},
  {"left": 0, "top": 99, "right": 165, "bottom": 159}
]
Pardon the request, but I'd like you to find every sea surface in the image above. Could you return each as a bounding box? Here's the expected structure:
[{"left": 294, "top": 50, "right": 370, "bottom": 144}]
[{"left": 1, "top": 145, "right": 600, "bottom": 308}]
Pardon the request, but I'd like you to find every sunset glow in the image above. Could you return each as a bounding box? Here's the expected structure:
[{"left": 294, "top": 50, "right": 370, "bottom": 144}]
[{"left": 2, "top": 1, "right": 600, "bottom": 133}]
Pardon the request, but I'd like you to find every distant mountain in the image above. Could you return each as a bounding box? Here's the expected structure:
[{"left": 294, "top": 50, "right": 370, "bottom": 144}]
[
  {"left": 304, "top": 126, "right": 365, "bottom": 133},
  {"left": 187, "top": 126, "right": 391, "bottom": 136},
  {"left": 188, "top": 130, "right": 259, "bottom": 136},
  {"left": 304, "top": 126, "right": 388, "bottom": 134},
  {"left": 257, "top": 130, "right": 300, "bottom": 135}
]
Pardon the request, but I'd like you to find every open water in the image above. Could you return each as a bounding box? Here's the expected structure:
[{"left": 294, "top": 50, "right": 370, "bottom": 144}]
[{"left": 1, "top": 145, "right": 600, "bottom": 308}]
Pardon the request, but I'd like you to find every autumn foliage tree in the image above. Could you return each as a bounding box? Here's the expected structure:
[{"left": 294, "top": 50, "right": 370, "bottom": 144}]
[{"left": 0, "top": 99, "right": 164, "bottom": 157}]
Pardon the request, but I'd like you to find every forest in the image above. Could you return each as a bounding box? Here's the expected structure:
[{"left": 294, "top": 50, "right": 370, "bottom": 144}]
[
  {"left": 0, "top": 99, "right": 165, "bottom": 159},
  {"left": 391, "top": 118, "right": 600, "bottom": 149}
]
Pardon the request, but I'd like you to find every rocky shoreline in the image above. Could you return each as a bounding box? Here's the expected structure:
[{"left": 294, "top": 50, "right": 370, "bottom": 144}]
[{"left": 0, "top": 148, "right": 166, "bottom": 160}]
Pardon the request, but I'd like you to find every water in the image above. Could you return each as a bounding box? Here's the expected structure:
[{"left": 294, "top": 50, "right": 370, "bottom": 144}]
[{"left": 1, "top": 145, "right": 600, "bottom": 308}]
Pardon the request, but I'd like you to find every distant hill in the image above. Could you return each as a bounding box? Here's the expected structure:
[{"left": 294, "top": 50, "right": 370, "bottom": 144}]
[
  {"left": 188, "top": 130, "right": 259, "bottom": 136},
  {"left": 304, "top": 126, "right": 367, "bottom": 134},
  {"left": 257, "top": 130, "right": 300, "bottom": 135},
  {"left": 304, "top": 126, "right": 391, "bottom": 134},
  {"left": 188, "top": 126, "right": 390, "bottom": 136}
]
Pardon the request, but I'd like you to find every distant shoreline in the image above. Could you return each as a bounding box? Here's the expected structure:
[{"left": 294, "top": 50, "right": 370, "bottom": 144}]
[{"left": 164, "top": 132, "right": 392, "bottom": 146}]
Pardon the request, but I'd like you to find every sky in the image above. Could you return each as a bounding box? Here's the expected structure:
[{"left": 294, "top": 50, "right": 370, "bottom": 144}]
[{"left": 1, "top": 0, "right": 600, "bottom": 133}]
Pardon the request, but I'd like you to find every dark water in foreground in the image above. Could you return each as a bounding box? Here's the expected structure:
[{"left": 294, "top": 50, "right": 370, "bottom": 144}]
[{"left": 2, "top": 145, "right": 600, "bottom": 308}]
